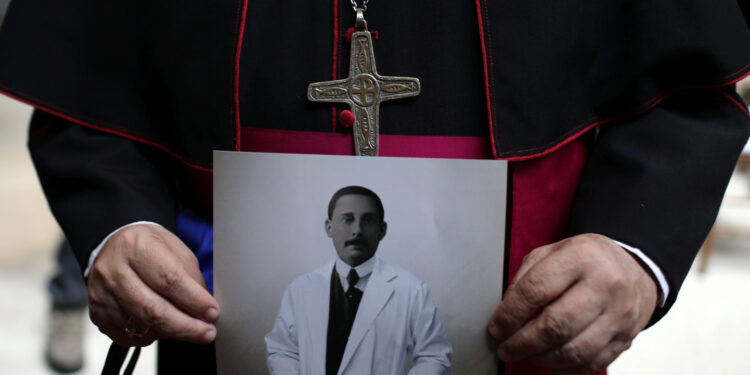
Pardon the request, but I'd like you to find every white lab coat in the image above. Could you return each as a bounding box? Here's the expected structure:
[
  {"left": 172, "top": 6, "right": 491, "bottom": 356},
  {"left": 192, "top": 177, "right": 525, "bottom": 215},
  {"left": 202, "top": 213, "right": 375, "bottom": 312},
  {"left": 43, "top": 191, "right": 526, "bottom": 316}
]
[{"left": 265, "top": 257, "right": 452, "bottom": 375}]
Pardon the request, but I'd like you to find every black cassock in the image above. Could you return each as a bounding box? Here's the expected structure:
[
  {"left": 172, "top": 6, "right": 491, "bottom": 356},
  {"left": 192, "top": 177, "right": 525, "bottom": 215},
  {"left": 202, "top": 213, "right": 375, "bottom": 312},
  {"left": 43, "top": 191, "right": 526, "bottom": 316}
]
[{"left": 1, "top": 1, "right": 749, "bottom": 374}]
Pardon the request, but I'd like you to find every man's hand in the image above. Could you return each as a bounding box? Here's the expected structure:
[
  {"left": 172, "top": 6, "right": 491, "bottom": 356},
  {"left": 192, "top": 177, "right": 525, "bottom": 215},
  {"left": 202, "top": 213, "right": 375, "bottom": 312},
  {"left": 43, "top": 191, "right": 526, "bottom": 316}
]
[
  {"left": 488, "top": 233, "right": 658, "bottom": 374},
  {"left": 87, "top": 224, "right": 220, "bottom": 347}
]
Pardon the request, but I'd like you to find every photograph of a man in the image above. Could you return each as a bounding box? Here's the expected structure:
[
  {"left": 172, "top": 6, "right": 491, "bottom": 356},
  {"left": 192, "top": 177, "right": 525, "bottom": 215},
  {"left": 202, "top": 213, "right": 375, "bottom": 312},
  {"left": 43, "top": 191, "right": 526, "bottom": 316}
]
[{"left": 265, "top": 186, "right": 452, "bottom": 375}]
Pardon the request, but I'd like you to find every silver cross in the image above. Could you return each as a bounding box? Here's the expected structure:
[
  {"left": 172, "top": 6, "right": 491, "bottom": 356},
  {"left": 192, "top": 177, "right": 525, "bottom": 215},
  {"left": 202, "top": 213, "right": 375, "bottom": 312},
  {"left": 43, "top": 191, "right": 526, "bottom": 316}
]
[{"left": 307, "top": 16, "right": 420, "bottom": 156}]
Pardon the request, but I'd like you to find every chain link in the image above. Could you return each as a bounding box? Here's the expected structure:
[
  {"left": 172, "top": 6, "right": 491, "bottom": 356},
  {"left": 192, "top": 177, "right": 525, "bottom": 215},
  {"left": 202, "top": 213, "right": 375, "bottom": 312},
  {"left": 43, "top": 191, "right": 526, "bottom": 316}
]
[{"left": 349, "top": 0, "right": 369, "bottom": 12}]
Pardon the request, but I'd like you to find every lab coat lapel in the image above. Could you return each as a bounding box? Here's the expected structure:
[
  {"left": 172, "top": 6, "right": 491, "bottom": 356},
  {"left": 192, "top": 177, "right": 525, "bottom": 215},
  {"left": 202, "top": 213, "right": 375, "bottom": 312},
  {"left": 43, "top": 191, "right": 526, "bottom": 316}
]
[
  {"left": 338, "top": 258, "right": 396, "bottom": 374},
  {"left": 303, "top": 259, "right": 335, "bottom": 371}
]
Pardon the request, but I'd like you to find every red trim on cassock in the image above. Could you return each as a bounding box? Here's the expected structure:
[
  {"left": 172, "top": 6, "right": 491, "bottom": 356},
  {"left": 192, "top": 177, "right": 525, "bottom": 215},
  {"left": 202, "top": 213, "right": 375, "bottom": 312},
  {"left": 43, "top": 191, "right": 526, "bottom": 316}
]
[
  {"left": 494, "top": 65, "right": 750, "bottom": 160},
  {"left": 2, "top": 19, "right": 749, "bottom": 172},
  {"left": 474, "top": 0, "right": 498, "bottom": 158},
  {"left": 27, "top": 115, "right": 56, "bottom": 141},
  {"left": 3, "top": 65, "right": 748, "bottom": 172},
  {"left": 0, "top": 83, "right": 213, "bottom": 172},
  {"left": 233, "top": 0, "right": 250, "bottom": 151},
  {"left": 715, "top": 88, "right": 750, "bottom": 120}
]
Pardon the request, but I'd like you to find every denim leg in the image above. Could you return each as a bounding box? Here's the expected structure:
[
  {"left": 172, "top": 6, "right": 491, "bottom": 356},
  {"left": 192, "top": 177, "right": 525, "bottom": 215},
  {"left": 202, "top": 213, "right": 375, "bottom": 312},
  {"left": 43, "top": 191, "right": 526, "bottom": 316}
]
[{"left": 48, "top": 240, "right": 88, "bottom": 309}]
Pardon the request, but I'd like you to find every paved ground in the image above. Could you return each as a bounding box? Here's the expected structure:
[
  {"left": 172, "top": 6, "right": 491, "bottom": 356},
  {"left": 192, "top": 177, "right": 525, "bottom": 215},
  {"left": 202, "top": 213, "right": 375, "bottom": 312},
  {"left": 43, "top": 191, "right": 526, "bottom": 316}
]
[{"left": 1, "top": 94, "right": 749, "bottom": 374}]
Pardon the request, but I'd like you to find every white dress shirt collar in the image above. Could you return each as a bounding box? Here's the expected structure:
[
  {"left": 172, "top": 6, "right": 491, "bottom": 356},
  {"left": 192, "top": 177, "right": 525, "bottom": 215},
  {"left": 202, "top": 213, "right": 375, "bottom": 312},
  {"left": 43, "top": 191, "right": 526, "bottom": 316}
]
[{"left": 335, "top": 256, "right": 376, "bottom": 291}]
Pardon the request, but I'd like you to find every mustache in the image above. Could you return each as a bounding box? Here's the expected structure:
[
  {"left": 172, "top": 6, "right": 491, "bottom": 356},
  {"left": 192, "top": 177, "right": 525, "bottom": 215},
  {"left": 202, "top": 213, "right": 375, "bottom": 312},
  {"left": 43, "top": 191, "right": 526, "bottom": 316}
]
[{"left": 345, "top": 238, "right": 369, "bottom": 247}]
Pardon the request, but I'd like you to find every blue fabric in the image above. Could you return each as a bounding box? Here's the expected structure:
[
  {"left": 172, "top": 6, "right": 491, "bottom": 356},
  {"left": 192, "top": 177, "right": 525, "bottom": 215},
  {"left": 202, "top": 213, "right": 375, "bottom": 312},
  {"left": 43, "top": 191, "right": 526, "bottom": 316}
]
[
  {"left": 49, "top": 239, "right": 88, "bottom": 309},
  {"left": 175, "top": 211, "right": 214, "bottom": 294}
]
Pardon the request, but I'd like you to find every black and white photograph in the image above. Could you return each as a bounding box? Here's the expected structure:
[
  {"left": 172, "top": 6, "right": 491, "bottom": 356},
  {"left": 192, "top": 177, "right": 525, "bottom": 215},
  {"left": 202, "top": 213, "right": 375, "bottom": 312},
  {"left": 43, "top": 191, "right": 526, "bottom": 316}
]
[{"left": 214, "top": 151, "right": 507, "bottom": 374}]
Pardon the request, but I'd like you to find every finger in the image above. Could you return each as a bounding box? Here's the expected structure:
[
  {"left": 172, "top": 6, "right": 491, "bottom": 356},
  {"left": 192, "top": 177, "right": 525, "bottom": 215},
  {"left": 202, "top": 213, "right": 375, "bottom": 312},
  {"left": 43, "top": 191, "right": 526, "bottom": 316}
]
[
  {"left": 497, "top": 281, "right": 606, "bottom": 362},
  {"left": 88, "top": 286, "right": 158, "bottom": 347},
  {"left": 93, "top": 309, "right": 159, "bottom": 347},
  {"left": 129, "top": 238, "right": 219, "bottom": 323},
  {"left": 149, "top": 226, "right": 219, "bottom": 320},
  {"left": 115, "top": 266, "right": 217, "bottom": 344},
  {"left": 556, "top": 339, "right": 632, "bottom": 375},
  {"left": 489, "top": 250, "right": 583, "bottom": 341},
  {"left": 508, "top": 243, "right": 557, "bottom": 290},
  {"left": 157, "top": 228, "right": 208, "bottom": 288},
  {"left": 525, "top": 313, "right": 619, "bottom": 371},
  {"left": 88, "top": 267, "right": 136, "bottom": 339}
]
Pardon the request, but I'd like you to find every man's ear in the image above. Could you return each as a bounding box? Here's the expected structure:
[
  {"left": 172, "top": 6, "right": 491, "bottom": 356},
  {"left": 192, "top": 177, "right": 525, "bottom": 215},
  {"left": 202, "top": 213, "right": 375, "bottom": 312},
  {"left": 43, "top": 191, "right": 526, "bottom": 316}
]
[
  {"left": 379, "top": 221, "right": 387, "bottom": 240},
  {"left": 325, "top": 219, "right": 333, "bottom": 238}
]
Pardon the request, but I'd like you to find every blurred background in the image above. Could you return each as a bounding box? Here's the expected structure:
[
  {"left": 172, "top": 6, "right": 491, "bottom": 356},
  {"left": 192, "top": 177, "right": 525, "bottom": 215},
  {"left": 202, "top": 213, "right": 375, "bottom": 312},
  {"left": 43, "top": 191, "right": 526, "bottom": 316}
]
[{"left": 1, "top": 1, "right": 749, "bottom": 374}]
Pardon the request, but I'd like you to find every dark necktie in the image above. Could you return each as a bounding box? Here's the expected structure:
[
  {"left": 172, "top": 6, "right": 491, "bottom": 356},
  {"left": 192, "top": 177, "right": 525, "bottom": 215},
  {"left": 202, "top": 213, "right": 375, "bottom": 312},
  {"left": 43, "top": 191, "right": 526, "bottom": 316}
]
[
  {"left": 326, "top": 267, "right": 364, "bottom": 375},
  {"left": 346, "top": 269, "right": 360, "bottom": 298}
]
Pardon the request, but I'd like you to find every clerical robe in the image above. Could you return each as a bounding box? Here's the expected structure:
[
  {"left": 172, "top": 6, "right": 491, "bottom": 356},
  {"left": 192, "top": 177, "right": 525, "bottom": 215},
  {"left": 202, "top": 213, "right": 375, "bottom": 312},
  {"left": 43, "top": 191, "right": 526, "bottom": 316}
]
[{"left": 1, "top": 1, "right": 749, "bottom": 374}]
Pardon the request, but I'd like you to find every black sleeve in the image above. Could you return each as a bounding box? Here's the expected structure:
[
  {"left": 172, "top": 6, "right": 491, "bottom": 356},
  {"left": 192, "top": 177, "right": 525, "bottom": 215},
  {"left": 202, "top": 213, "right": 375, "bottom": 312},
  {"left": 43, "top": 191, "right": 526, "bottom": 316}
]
[
  {"left": 567, "top": 86, "right": 750, "bottom": 326},
  {"left": 28, "top": 110, "right": 179, "bottom": 273}
]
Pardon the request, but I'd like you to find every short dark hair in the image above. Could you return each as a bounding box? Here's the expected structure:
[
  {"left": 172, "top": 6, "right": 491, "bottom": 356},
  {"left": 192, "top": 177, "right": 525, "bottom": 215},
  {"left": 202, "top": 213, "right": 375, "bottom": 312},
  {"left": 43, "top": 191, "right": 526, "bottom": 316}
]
[{"left": 328, "top": 186, "right": 384, "bottom": 221}]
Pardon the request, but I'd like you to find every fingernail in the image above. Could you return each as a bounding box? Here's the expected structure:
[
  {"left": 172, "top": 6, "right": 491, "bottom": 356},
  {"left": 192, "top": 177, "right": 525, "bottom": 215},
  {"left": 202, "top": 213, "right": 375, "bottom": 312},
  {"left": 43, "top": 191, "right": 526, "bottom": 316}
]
[
  {"left": 206, "top": 308, "right": 219, "bottom": 321},
  {"left": 497, "top": 346, "right": 510, "bottom": 361},
  {"left": 203, "top": 328, "right": 216, "bottom": 342},
  {"left": 488, "top": 321, "right": 502, "bottom": 339}
]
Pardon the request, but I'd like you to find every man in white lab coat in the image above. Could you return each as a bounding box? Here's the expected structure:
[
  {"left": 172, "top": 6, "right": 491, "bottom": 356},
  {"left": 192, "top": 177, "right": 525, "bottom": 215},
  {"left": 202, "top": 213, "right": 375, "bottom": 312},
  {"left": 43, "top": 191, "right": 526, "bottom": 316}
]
[{"left": 265, "top": 186, "right": 452, "bottom": 375}]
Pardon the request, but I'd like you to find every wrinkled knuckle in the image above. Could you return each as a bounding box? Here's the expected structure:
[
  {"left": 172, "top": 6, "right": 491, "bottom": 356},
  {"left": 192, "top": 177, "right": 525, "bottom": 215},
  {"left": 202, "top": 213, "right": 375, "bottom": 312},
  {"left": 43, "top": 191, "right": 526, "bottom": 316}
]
[
  {"left": 522, "top": 249, "right": 542, "bottom": 264},
  {"left": 142, "top": 302, "right": 165, "bottom": 326},
  {"left": 619, "top": 339, "right": 633, "bottom": 353},
  {"left": 159, "top": 268, "right": 182, "bottom": 292},
  {"left": 521, "top": 253, "right": 533, "bottom": 265},
  {"left": 540, "top": 314, "right": 569, "bottom": 344},
  {"left": 140, "top": 237, "right": 162, "bottom": 258},
  {"left": 616, "top": 329, "right": 638, "bottom": 345},
  {"left": 92, "top": 267, "right": 121, "bottom": 292},
  {"left": 609, "top": 340, "right": 627, "bottom": 356},
  {"left": 90, "top": 263, "right": 109, "bottom": 281},
  {"left": 610, "top": 331, "right": 638, "bottom": 355},
  {"left": 88, "top": 289, "right": 106, "bottom": 308},
  {"left": 560, "top": 342, "right": 588, "bottom": 367},
  {"left": 569, "top": 234, "right": 595, "bottom": 249},
  {"left": 589, "top": 347, "right": 620, "bottom": 373},
  {"left": 186, "top": 254, "right": 200, "bottom": 269},
  {"left": 621, "top": 305, "right": 639, "bottom": 325},
  {"left": 605, "top": 273, "right": 628, "bottom": 291},
  {"left": 116, "top": 228, "right": 139, "bottom": 249},
  {"left": 519, "top": 275, "right": 548, "bottom": 306}
]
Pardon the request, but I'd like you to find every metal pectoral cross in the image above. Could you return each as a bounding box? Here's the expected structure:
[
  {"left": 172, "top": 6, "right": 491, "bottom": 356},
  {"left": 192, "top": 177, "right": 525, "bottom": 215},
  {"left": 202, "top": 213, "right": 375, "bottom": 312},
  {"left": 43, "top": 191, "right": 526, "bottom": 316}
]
[{"left": 307, "top": 10, "right": 421, "bottom": 156}]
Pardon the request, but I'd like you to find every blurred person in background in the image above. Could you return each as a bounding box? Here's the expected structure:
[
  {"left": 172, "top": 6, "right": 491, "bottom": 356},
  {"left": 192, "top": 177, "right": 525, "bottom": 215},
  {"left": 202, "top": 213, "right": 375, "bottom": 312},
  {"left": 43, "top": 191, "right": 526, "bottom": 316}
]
[{"left": 45, "top": 240, "right": 87, "bottom": 373}]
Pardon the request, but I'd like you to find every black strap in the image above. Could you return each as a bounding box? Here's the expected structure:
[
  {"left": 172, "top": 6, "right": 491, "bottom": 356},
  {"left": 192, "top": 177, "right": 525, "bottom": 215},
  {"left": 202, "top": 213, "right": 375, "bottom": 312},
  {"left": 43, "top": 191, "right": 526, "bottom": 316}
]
[
  {"left": 124, "top": 347, "right": 141, "bottom": 375},
  {"left": 102, "top": 342, "right": 141, "bottom": 375}
]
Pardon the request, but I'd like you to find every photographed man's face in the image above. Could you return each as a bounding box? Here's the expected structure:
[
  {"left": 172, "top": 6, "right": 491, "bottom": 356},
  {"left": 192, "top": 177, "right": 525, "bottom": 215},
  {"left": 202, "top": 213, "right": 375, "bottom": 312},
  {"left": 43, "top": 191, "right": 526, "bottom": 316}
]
[{"left": 325, "top": 194, "right": 387, "bottom": 267}]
